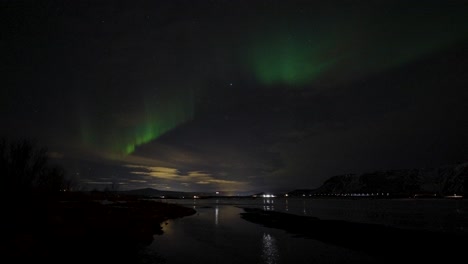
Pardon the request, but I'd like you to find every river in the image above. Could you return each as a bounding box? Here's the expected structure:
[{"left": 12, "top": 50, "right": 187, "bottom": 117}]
[{"left": 144, "top": 198, "right": 467, "bottom": 263}]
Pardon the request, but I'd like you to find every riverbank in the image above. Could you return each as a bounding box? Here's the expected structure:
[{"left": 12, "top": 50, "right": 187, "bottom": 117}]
[
  {"left": 2, "top": 192, "right": 196, "bottom": 263},
  {"left": 240, "top": 207, "right": 468, "bottom": 263}
]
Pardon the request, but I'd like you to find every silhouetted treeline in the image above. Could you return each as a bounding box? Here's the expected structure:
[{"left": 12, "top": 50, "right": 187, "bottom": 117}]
[{"left": 0, "top": 138, "right": 72, "bottom": 196}]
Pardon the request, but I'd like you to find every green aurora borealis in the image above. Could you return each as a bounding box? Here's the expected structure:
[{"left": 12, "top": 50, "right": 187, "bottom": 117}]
[
  {"left": 121, "top": 95, "right": 194, "bottom": 155},
  {"left": 247, "top": 4, "right": 468, "bottom": 87},
  {"left": 79, "top": 89, "right": 195, "bottom": 157},
  {"left": 248, "top": 32, "right": 337, "bottom": 86},
  {"left": 77, "top": 2, "right": 468, "bottom": 158},
  {"left": 2, "top": 0, "right": 468, "bottom": 191}
]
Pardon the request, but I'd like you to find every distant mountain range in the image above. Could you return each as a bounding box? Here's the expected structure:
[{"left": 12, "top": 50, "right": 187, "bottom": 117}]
[
  {"left": 290, "top": 162, "right": 468, "bottom": 197},
  {"left": 121, "top": 187, "right": 259, "bottom": 198},
  {"left": 123, "top": 162, "right": 467, "bottom": 198},
  {"left": 121, "top": 188, "right": 202, "bottom": 198},
  {"left": 121, "top": 188, "right": 239, "bottom": 198}
]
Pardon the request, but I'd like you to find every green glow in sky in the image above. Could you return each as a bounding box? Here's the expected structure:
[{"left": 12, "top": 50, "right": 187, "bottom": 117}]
[
  {"left": 120, "top": 90, "right": 194, "bottom": 155},
  {"left": 80, "top": 88, "right": 194, "bottom": 156},
  {"left": 249, "top": 34, "right": 335, "bottom": 86},
  {"left": 120, "top": 97, "right": 194, "bottom": 155},
  {"left": 247, "top": 5, "right": 468, "bottom": 87},
  {"left": 77, "top": 4, "right": 468, "bottom": 158}
]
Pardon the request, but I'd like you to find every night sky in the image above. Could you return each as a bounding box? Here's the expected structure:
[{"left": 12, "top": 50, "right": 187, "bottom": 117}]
[{"left": 2, "top": 0, "right": 468, "bottom": 193}]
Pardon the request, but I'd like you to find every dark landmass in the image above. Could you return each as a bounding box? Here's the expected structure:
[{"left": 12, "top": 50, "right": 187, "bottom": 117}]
[
  {"left": 122, "top": 187, "right": 257, "bottom": 199},
  {"left": 122, "top": 187, "right": 219, "bottom": 199},
  {"left": 240, "top": 208, "right": 468, "bottom": 263},
  {"left": 122, "top": 187, "right": 196, "bottom": 198},
  {"left": 289, "top": 161, "right": 468, "bottom": 198},
  {"left": 120, "top": 161, "right": 468, "bottom": 199},
  {"left": 2, "top": 192, "right": 196, "bottom": 264}
]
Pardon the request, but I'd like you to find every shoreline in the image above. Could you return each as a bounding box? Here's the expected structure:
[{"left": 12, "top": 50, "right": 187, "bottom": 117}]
[
  {"left": 240, "top": 207, "right": 468, "bottom": 263},
  {"left": 3, "top": 192, "right": 196, "bottom": 263}
]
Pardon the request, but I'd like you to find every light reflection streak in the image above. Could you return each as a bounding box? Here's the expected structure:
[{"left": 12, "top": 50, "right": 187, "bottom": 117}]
[
  {"left": 261, "top": 233, "right": 279, "bottom": 264},
  {"left": 215, "top": 206, "right": 219, "bottom": 225},
  {"left": 263, "top": 198, "right": 274, "bottom": 211}
]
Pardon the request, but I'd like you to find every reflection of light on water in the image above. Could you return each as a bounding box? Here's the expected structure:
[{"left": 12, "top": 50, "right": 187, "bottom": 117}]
[
  {"left": 285, "top": 199, "right": 288, "bottom": 212},
  {"left": 215, "top": 206, "right": 219, "bottom": 225},
  {"left": 263, "top": 199, "right": 275, "bottom": 211},
  {"left": 263, "top": 199, "right": 274, "bottom": 211},
  {"left": 261, "top": 233, "right": 279, "bottom": 264},
  {"left": 161, "top": 220, "right": 173, "bottom": 235}
]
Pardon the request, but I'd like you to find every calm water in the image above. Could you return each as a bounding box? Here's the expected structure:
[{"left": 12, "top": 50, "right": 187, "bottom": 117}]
[{"left": 147, "top": 198, "right": 468, "bottom": 263}]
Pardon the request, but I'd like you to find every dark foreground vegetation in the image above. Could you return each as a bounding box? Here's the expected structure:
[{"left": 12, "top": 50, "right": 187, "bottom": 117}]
[
  {"left": 3, "top": 192, "right": 195, "bottom": 263},
  {"left": 0, "top": 139, "right": 195, "bottom": 263},
  {"left": 241, "top": 208, "right": 468, "bottom": 263}
]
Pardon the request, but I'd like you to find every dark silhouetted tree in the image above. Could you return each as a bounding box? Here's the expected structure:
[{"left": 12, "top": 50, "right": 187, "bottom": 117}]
[{"left": 0, "top": 138, "right": 69, "bottom": 195}]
